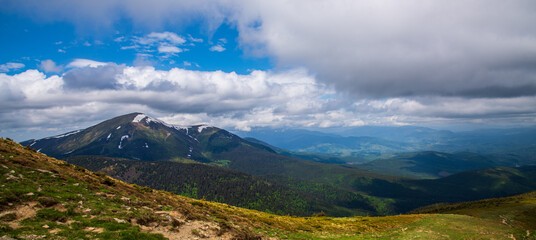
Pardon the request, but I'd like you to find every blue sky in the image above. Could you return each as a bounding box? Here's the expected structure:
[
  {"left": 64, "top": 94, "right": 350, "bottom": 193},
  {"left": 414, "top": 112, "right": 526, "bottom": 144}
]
[
  {"left": 0, "top": 12, "right": 272, "bottom": 74},
  {"left": 1, "top": 0, "right": 536, "bottom": 141}
]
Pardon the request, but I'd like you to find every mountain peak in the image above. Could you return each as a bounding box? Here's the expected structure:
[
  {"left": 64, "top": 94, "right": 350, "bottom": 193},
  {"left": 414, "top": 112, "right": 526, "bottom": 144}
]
[{"left": 20, "top": 113, "right": 246, "bottom": 163}]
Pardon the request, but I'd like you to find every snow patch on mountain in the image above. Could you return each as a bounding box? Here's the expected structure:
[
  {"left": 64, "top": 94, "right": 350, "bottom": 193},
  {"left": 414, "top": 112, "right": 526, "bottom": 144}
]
[
  {"left": 132, "top": 114, "right": 148, "bottom": 123},
  {"left": 107, "top": 133, "right": 112, "bottom": 140},
  {"left": 116, "top": 126, "right": 121, "bottom": 130},
  {"left": 47, "top": 130, "right": 81, "bottom": 139},
  {"left": 118, "top": 135, "right": 129, "bottom": 149},
  {"left": 198, "top": 125, "right": 209, "bottom": 133},
  {"left": 133, "top": 113, "right": 213, "bottom": 135}
]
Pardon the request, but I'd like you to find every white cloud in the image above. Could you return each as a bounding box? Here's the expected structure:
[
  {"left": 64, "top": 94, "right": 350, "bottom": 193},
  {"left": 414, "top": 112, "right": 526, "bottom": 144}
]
[
  {"left": 114, "top": 36, "right": 125, "bottom": 42},
  {"left": 16, "top": 0, "right": 532, "bottom": 98},
  {"left": 209, "top": 45, "right": 225, "bottom": 52},
  {"left": 137, "top": 32, "right": 185, "bottom": 46},
  {"left": 66, "top": 59, "right": 107, "bottom": 68},
  {"left": 2, "top": 63, "right": 535, "bottom": 142},
  {"left": 0, "top": 62, "right": 25, "bottom": 72},
  {"left": 158, "top": 45, "right": 182, "bottom": 53},
  {"left": 40, "top": 59, "right": 63, "bottom": 73},
  {"left": 230, "top": 1, "right": 536, "bottom": 98},
  {"left": 188, "top": 35, "right": 203, "bottom": 43}
]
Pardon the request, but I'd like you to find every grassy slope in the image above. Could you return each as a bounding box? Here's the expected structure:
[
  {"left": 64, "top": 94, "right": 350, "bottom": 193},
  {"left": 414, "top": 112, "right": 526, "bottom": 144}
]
[
  {"left": 412, "top": 191, "right": 536, "bottom": 231},
  {"left": 1, "top": 138, "right": 534, "bottom": 239}
]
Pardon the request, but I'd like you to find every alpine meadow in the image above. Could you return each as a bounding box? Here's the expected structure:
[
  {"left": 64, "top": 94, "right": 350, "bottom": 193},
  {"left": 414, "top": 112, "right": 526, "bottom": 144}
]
[{"left": 2, "top": 1, "right": 536, "bottom": 239}]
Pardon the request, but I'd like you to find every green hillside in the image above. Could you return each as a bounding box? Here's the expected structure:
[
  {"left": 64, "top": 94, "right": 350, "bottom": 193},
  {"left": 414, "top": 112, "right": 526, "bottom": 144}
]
[
  {"left": 412, "top": 190, "right": 536, "bottom": 232},
  {"left": 1, "top": 138, "right": 534, "bottom": 239},
  {"left": 66, "top": 155, "right": 377, "bottom": 217},
  {"left": 355, "top": 151, "right": 517, "bottom": 178}
]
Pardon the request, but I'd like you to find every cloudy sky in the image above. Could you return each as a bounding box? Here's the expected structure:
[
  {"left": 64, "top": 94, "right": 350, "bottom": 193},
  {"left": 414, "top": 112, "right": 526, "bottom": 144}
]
[{"left": 1, "top": 0, "right": 536, "bottom": 141}]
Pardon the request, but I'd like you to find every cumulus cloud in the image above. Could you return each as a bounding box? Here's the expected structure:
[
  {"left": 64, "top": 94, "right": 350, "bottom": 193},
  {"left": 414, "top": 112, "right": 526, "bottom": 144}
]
[
  {"left": 40, "top": 59, "right": 62, "bottom": 73},
  {"left": 63, "top": 63, "right": 125, "bottom": 90},
  {"left": 2, "top": 60, "right": 536, "bottom": 142},
  {"left": 231, "top": 1, "right": 536, "bottom": 99},
  {"left": 1, "top": 62, "right": 351, "bottom": 138},
  {"left": 0, "top": 62, "right": 25, "bottom": 72}
]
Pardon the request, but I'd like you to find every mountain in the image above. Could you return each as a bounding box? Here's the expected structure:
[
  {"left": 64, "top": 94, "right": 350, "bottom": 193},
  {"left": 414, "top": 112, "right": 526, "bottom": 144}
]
[
  {"left": 21, "top": 112, "right": 274, "bottom": 165},
  {"left": 1, "top": 138, "right": 534, "bottom": 239},
  {"left": 354, "top": 151, "right": 518, "bottom": 178},
  {"left": 391, "top": 166, "right": 536, "bottom": 212}
]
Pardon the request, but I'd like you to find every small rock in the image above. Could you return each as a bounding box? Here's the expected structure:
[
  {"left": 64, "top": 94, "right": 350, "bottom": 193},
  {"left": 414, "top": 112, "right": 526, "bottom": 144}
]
[
  {"left": 82, "top": 208, "right": 91, "bottom": 214},
  {"left": 26, "top": 192, "right": 34, "bottom": 196},
  {"left": 1, "top": 164, "right": 8, "bottom": 169},
  {"left": 113, "top": 218, "right": 126, "bottom": 223},
  {"left": 42, "top": 225, "right": 50, "bottom": 229},
  {"left": 73, "top": 183, "right": 79, "bottom": 186},
  {"left": 37, "top": 169, "right": 52, "bottom": 174},
  {"left": 0, "top": 235, "right": 17, "bottom": 240},
  {"left": 9, "top": 170, "right": 15, "bottom": 174},
  {"left": 37, "top": 187, "right": 42, "bottom": 192}
]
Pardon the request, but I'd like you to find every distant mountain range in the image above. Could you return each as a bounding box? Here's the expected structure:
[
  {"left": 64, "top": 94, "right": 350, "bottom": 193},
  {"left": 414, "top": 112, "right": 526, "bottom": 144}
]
[
  {"left": 234, "top": 126, "right": 536, "bottom": 163},
  {"left": 353, "top": 151, "right": 519, "bottom": 178}
]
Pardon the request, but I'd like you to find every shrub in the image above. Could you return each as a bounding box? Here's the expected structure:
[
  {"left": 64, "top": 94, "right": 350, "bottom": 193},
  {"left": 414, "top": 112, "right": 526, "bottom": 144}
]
[{"left": 37, "top": 196, "right": 59, "bottom": 207}]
